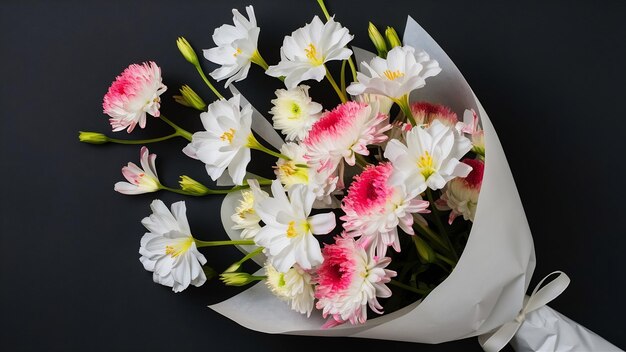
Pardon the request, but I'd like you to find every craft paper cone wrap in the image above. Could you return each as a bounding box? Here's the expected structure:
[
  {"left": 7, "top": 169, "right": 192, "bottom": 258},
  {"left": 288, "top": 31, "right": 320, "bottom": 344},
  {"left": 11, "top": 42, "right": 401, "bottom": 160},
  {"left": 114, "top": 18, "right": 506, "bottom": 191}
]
[{"left": 213, "top": 16, "right": 620, "bottom": 351}]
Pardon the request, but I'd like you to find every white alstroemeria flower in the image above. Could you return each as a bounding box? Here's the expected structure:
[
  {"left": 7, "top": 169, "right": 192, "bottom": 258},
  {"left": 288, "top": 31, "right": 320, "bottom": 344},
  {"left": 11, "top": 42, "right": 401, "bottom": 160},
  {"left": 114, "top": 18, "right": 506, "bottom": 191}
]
[
  {"left": 270, "top": 85, "right": 323, "bottom": 141},
  {"left": 204, "top": 6, "right": 260, "bottom": 87},
  {"left": 265, "top": 263, "right": 315, "bottom": 317},
  {"left": 183, "top": 95, "right": 253, "bottom": 185},
  {"left": 347, "top": 45, "right": 441, "bottom": 101},
  {"left": 275, "top": 142, "right": 338, "bottom": 205},
  {"left": 266, "top": 16, "right": 353, "bottom": 89},
  {"left": 251, "top": 179, "right": 336, "bottom": 272},
  {"left": 231, "top": 185, "right": 268, "bottom": 240},
  {"left": 385, "top": 120, "right": 473, "bottom": 193},
  {"left": 114, "top": 146, "right": 161, "bottom": 195},
  {"left": 139, "top": 200, "right": 207, "bottom": 293}
]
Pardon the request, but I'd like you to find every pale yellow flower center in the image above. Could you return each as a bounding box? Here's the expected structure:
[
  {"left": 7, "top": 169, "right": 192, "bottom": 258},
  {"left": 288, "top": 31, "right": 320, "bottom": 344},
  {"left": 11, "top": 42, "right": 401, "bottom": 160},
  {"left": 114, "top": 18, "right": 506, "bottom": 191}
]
[
  {"left": 383, "top": 70, "right": 405, "bottom": 80},
  {"left": 234, "top": 48, "right": 242, "bottom": 57},
  {"left": 304, "top": 43, "right": 324, "bottom": 66},
  {"left": 220, "top": 128, "right": 236, "bottom": 144},
  {"left": 417, "top": 150, "right": 436, "bottom": 179},
  {"left": 236, "top": 191, "right": 256, "bottom": 219},
  {"left": 286, "top": 220, "right": 310, "bottom": 238},
  {"left": 165, "top": 238, "right": 193, "bottom": 258},
  {"left": 290, "top": 102, "right": 302, "bottom": 118}
]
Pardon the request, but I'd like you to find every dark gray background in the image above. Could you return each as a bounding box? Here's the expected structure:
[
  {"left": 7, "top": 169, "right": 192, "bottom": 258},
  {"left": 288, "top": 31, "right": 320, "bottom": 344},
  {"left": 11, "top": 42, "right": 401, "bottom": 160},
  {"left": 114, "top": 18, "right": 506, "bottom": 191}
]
[{"left": 1, "top": 0, "right": 625, "bottom": 351}]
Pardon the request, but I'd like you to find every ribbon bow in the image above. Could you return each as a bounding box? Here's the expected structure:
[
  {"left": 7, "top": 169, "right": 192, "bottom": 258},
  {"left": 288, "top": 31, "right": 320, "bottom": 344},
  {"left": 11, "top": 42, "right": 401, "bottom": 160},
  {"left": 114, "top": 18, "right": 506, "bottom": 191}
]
[{"left": 479, "top": 271, "right": 571, "bottom": 352}]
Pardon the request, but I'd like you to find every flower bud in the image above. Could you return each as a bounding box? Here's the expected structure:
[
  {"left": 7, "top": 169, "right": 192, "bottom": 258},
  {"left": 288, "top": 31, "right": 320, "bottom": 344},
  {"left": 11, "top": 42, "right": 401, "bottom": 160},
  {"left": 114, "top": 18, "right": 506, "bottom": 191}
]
[
  {"left": 413, "top": 235, "right": 435, "bottom": 263},
  {"left": 173, "top": 85, "right": 207, "bottom": 111},
  {"left": 176, "top": 37, "right": 199, "bottom": 66},
  {"left": 78, "top": 131, "right": 108, "bottom": 144},
  {"left": 220, "top": 272, "right": 259, "bottom": 286},
  {"left": 368, "top": 22, "right": 388, "bottom": 58},
  {"left": 179, "top": 175, "right": 210, "bottom": 196},
  {"left": 222, "top": 262, "right": 241, "bottom": 274},
  {"left": 385, "top": 26, "right": 402, "bottom": 48}
]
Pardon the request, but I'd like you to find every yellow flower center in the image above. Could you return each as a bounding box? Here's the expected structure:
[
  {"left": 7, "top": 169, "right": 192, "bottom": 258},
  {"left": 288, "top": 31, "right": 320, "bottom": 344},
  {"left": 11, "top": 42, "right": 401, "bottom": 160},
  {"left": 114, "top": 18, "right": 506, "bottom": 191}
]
[
  {"left": 383, "top": 70, "right": 405, "bottom": 80},
  {"left": 417, "top": 150, "right": 436, "bottom": 179},
  {"left": 290, "top": 102, "right": 301, "bottom": 118},
  {"left": 220, "top": 128, "right": 236, "bottom": 144},
  {"left": 304, "top": 43, "right": 324, "bottom": 66},
  {"left": 286, "top": 220, "right": 310, "bottom": 238},
  {"left": 164, "top": 238, "right": 193, "bottom": 258},
  {"left": 234, "top": 48, "right": 242, "bottom": 57}
]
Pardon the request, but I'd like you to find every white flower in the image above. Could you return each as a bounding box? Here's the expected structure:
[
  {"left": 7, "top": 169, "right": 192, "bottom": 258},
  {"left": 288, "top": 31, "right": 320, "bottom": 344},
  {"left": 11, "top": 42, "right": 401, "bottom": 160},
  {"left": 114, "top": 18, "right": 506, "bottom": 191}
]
[
  {"left": 275, "top": 142, "right": 339, "bottom": 206},
  {"left": 183, "top": 95, "right": 253, "bottom": 185},
  {"left": 231, "top": 187, "right": 267, "bottom": 240},
  {"left": 265, "top": 263, "right": 315, "bottom": 317},
  {"left": 266, "top": 16, "right": 353, "bottom": 89},
  {"left": 385, "top": 120, "right": 473, "bottom": 193},
  {"left": 251, "top": 179, "right": 336, "bottom": 272},
  {"left": 270, "top": 85, "right": 322, "bottom": 141},
  {"left": 347, "top": 45, "right": 441, "bottom": 100},
  {"left": 139, "top": 200, "right": 207, "bottom": 293},
  {"left": 103, "top": 61, "right": 167, "bottom": 133},
  {"left": 114, "top": 146, "right": 161, "bottom": 195},
  {"left": 204, "top": 6, "right": 260, "bottom": 87}
]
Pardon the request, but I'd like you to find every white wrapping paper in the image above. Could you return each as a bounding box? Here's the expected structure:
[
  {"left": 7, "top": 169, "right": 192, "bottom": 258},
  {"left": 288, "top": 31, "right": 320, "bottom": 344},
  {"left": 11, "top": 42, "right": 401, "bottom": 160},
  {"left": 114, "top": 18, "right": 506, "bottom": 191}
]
[{"left": 210, "top": 16, "right": 621, "bottom": 351}]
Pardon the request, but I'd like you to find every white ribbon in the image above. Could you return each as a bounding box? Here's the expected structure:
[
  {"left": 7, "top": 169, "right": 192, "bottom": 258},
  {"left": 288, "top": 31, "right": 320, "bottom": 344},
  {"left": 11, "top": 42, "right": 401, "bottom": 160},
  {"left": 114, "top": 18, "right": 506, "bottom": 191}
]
[{"left": 478, "top": 271, "right": 571, "bottom": 352}]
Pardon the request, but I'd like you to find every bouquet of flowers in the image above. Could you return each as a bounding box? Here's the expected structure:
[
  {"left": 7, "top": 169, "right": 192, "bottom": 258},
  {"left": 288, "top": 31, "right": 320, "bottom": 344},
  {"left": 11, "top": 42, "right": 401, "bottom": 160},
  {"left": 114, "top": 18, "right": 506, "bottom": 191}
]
[{"left": 79, "top": 1, "right": 619, "bottom": 351}]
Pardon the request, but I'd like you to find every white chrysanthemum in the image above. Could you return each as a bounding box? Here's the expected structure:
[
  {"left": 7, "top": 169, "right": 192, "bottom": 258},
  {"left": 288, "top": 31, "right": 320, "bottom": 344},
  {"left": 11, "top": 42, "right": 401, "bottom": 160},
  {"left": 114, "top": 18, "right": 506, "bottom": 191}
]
[
  {"left": 251, "top": 180, "right": 336, "bottom": 272},
  {"left": 275, "top": 142, "right": 338, "bottom": 205},
  {"left": 139, "top": 200, "right": 207, "bottom": 293},
  {"left": 183, "top": 95, "right": 253, "bottom": 185},
  {"left": 231, "top": 187, "right": 267, "bottom": 239},
  {"left": 303, "top": 101, "right": 390, "bottom": 173},
  {"left": 385, "top": 120, "right": 473, "bottom": 193},
  {"left": 266, "top": 16, "right": 353, "bottom": 89},
  {"left": 114, "top": 146, "right": 161, "bottom": 195},
  {"left": 315, "top": 237, "right": 396, "bottom": 327},
  {"left": 347, "top": 45, "right": 441, "bottom": 100},
  {"left": 204, "top": 6, "right": 260, "bottom": 87},
  {"left": 270, "top": 85, "right": 322, "bottom": 141},
  {"left": 436, "top": 158, "right": 484, "bottom": 224},
  {"left": 265, "top": 262, "right": 315, "bottom": 317}
]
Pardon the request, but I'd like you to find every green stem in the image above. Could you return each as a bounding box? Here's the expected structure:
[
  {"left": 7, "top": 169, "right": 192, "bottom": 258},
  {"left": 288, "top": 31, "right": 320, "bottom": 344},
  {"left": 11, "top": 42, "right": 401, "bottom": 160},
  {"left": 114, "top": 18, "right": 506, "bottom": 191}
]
[
  {"left": 413, "top": 221, "right": 449, "bottom": 254},
  {"left": 316, "top": 0, "right": 331, "bottom": 20},
  {"left": 237, "top": 247, "right": 264, "bottom": 265},
  {"left": 325, "top": 67, "right": 347, "bottom": 103},
  {"left": 160, "top": 185, "right": 250, "bottom": 196},
  {"left": 194, "top": 239, "right": 255, "bottom": 248},
  {"left": 427, "top": 189, "right": 458, "bottom": 261},
  {"left": 107, "top": 133, "right": 180, "bottom": 144},
  {"left": 389, "top": 279, "right": 429, "bottom": 295},
  {"left": 436, "top": 253, "right": 456, "bottom": 268},
  {"left": 347, "top": 57, "right": 358, "bottom": 81},
  {"left": 354, "top": 154, "right": 370, "bottom": 168},
  {"left": 249, "top": 275, "right": 267, "bottom": 281},
  {"left": 340, "top": 59, "right": 347, "bottom": 95},
  {"left": 195, "top": 64, "right": 225, "bottom": 100},
  {"left": 159, "top": 115, "right": 192, "bottom": 141},
  {"left": 247, "top": 135, "right": 290, "bottom": 160},
  {"left": 393, "top": 95, "right": 416, "bottom": 126}
]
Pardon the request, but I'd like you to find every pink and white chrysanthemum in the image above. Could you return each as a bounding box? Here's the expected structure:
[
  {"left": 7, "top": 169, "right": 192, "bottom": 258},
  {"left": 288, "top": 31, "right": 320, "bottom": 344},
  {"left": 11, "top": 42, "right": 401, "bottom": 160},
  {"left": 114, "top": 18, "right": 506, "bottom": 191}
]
[
  {"left": 302, "top": 101, "right": 390, "bottom": 172},
  {"left": 114, "top": 146, "right": 161, "bottom": 195},
  {"left": 341, "top": 163, "right": 429, "bottom": 257},
  {"left": 315, "top": 236, "right": 396, "bottom": 327},
  {"left": 436, "top": 158, "right": 484, "bottom": 224},
  {"left": 459, "top": 109, "right": 485, "bottom": 155},
  {"left": 103, "top": 61, "right": 167, "bottom": 133},
  {"left": 410, "top": 102, "right": 459, "bottom": 128}
]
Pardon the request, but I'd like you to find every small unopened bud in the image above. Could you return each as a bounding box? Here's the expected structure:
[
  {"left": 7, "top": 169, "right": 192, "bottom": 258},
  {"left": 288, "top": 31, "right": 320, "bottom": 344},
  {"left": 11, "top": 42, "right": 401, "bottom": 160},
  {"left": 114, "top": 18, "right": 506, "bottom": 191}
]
[
  {"left": 78, "top": 131, "right": 108, "bottom": 144},
  {"left": 368, "top": 22, "right": 388, "bottom": 58},
  {"left": 223, "top": 262, "right": 241, "bottom": 274},
  {"left": 220, "top": 272, "right": 262, "bottom": 286},
  {"left": 176, "top": 37, "right": 199, "bottom": 66},
  {"left": 179, "top": 175, "right": 210, "bottom": 196},
  {"left": 173, "top": 85, "right": 207, "bottom": 111},
  {"left": 413, "top": 235, "right": 435, "bottom": 263},
  {"left": 385, "top": 26, "right": 402, "bottom": 48}
]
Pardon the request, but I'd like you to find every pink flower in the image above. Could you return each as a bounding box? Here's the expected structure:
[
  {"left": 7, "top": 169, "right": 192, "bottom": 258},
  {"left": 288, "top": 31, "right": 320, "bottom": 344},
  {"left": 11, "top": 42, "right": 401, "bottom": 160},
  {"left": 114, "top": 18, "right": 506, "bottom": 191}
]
[
  {"left": 436, "top": 158, "right": 485, "bottom": 224},
  {"left": 410, "top": 102, "right": 458, "bottom": 128},
  {"left": 303, "top": 101, "right": 390, "bottom": 172},
  {"left": 460, "top": 109, "right": 485, "bottom": 155},
  {"left": 341, "top": 163, "right": 430, "bottom": 257},
  {"left": 103, "top": 61, "right": 167, "bottom": 133},
  {"left": 315, "top": 236, "right": 396, "bottom": 328},
  {"left": 114, "top": 146, "right": 161, "bottom": 195}
]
